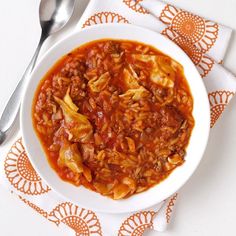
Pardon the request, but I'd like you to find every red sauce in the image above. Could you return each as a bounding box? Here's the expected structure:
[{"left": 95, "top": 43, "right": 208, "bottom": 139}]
[{"left": 32, "top": 39, "right": 194, "bottom": 199}]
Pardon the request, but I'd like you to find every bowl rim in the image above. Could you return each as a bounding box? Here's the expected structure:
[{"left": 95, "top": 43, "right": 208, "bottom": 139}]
[{"left": 21, "top": 23, "right": 210, "bottom": 213}]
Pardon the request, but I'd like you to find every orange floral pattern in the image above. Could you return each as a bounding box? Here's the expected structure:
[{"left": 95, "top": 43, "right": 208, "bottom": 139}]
[
  {"left": 159, "top": 4, "right": 219, "bottom": 53},
  {"left": 48, "top": 202, "right": 102, "bottom": 236},
  {"left": 122, "top": 0, "right": 149, "bottom": 14},
  {"left": 208, "top": 91, "right": 235, "bottom": 127},
  {"left": 4, "top": 138, "right": 50, "bottom": 195},
  {"left": 166, "top": 193, "right": 178, "bottom": 224},
  {"left": 118, "top": 211, "right": 155, "bottom": 236},
  {"left": 162, "top": 28, "right": 214, "bottom": 78},
  {"left": 82, "top": 12, "right": 129, "bottom": 28}
]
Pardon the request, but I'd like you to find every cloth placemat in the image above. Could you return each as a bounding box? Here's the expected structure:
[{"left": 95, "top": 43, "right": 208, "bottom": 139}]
[{"left": 1, "top": 0, "right": 236, "bottom": 235}]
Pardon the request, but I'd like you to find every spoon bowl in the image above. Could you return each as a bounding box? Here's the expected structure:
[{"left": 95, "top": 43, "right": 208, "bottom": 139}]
[{"left": 39, "top": 0, "right": 76, "bottom": 35}]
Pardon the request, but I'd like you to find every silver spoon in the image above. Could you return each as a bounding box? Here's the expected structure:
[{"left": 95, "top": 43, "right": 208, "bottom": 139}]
[{"left": 0, "top": 0, "right": 75, "bottom": 144}]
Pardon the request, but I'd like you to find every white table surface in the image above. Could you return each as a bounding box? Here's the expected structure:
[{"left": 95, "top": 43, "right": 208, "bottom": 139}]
[{"left": 0, "top": 0, "right": 236, "bottom": 235}]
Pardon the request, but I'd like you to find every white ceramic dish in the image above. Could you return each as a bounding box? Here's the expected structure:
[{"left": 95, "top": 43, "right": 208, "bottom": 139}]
[{"left": 21, "top": 23, "right": 210, "bottom": 213}]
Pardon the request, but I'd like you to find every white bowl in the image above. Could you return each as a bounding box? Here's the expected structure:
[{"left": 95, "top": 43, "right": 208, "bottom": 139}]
[{"left": 21, "top": 23, "right": 210, "bottom": 213}]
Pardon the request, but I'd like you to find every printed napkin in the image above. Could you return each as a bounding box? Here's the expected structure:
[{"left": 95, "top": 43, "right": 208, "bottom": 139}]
[{"left": 1, "top": 0, "right": 236, "bottom": 236}]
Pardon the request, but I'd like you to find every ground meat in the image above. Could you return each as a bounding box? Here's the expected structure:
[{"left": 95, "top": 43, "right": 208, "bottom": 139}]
[{"left": 160, "top": 106, "right": 184, "bottom": 129}]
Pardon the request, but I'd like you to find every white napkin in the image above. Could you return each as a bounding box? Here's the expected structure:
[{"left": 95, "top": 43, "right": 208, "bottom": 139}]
[{"left": 0, "top": 0, "right": 235, "bottom": 236}]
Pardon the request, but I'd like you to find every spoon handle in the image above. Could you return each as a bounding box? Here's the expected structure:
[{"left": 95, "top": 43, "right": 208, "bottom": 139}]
[{"left": 0, "top": 33, "right": 46, "bottom": 144}]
